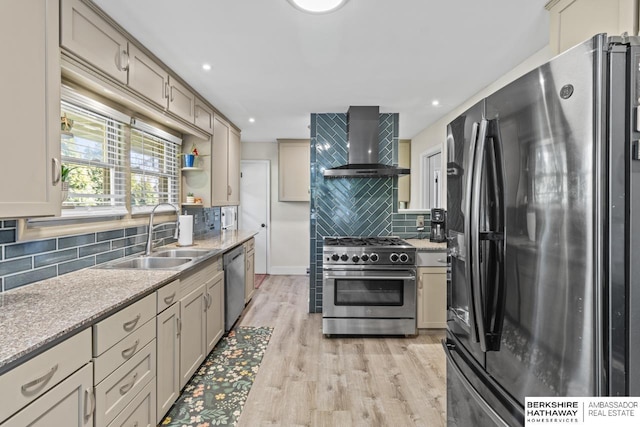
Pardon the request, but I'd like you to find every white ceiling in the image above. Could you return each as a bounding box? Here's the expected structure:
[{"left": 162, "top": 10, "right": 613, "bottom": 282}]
[{"left": 92, "top": 0, "right": 550, "bottom": 142}]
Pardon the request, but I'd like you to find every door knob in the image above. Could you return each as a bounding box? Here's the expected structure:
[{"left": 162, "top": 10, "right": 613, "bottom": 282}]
[{"left": 261, "top": 224, "right": 266, "bottom": 228}]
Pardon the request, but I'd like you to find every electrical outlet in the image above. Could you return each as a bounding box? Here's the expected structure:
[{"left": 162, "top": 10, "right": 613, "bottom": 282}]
[{"left": 416, "top": 215, "right": 425, "bottom": 228}]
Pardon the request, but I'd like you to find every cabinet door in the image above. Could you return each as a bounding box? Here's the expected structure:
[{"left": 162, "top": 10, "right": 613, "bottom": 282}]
[
  {"left": 60, "top": 0, "right": 128, "bottom": 84},
  {"left": 245, "top": 250, "right": 255, "bottom": 303},
  {"left": 228, "top": 128, "right": 242, "bottom": 205},
  {"left": 278, "top": 141, "right": 310, "bottom": 201},
  {"left": 206, "top": 271, "right": 225, "bottom": 353},
  {"left": 212, "top": 116, "right": 230, "bottom": 205},
  {"left": 156, "top": 304, "right": 179, "bottom": 424},
  {"left": 0, "top": 0, "right": 61, "bottom": 218},
  {"left": 1, "top": 363, "right": 93, "bottom": 427},
  {"left": 168, "top": 77, "right": 195, "bottom": 123},
  {"left": 417, "top": 267, "right": 447, "bottom": 329},
  {"left": 179, "top": 285, "right": 206, "bottom": 389},
  {"left": 194, "top": 98, "right": 214, "bottom": 134},
  {"left": 547, "top": 0, "right": 638, "bottom": 54},
  {"left": 128, "top": 44, "right": 169, "bottom": 108}
]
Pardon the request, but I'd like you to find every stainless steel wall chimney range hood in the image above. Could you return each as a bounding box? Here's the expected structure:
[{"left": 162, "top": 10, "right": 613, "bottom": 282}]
[{"left": 323, "top": 106, "right": 410, "bottom": 178}]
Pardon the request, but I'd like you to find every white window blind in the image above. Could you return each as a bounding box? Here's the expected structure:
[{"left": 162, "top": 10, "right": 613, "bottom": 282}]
[
  {"left": 130, "top": 128, "right": 179, "bottom": 213},
  {"left": 60, "top": 101, "right": 127, "bottom": 217}
]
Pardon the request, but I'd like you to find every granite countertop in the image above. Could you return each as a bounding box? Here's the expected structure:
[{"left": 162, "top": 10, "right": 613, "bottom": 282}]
[
  {"left": 405, "top": 238, "right": 447, "bottom": 251},
  {"left": 0, "top": 229, "right": 257, "bottom": 375}
]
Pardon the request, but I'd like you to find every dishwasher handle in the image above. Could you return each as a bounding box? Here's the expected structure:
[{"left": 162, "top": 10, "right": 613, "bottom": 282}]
[{"left": 223, "top": 246, "right": 245, "bottom": 268}]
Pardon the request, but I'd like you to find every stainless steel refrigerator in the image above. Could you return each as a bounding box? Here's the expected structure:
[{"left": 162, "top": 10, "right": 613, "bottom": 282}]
[{"left": 445, "top": 34, "right": 640, "bottom": 426}]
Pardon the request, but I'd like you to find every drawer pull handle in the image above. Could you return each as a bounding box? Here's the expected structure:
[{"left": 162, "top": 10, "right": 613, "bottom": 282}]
[
  {"left": 437, "top": 258, "right": 447, "bottom": 264},
  {"left": 122, "top": 314, "right": 141, "bottom": 332},
  {"left": 84, "top": 387, "right": 95, "bottom": 420},
  {"left": 163, "top": 292, "right": 176, "bottom": 305},
  {"left": 119, "top": 372, "right": 138, "bottom": 395},
  {"left": 121, "top": 340, "right": 140, "bottom": 360},
  {"left": 21, "top": 364, "right": 58, "bottom": 396}
]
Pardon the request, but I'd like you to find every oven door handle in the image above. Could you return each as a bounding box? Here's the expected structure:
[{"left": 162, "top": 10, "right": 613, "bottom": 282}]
[{"left": 324, "top": 274, "right": 415, "bottom": 281}]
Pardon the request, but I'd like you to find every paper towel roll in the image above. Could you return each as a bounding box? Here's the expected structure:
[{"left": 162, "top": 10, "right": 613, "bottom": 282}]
[{"left": 178, "top": 215, "right": 193, "bottom": 246}]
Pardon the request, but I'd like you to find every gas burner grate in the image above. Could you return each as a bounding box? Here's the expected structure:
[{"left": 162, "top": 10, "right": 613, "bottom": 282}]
[{"left": 324, "top": 236, "right": 409, "bottom": 247}]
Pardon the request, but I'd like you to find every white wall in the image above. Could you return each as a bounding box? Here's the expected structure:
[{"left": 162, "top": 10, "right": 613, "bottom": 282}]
[
  {"left": 409, "top": 45, "right": 554, "bottom": 208},
  {"left": 242, "top": 141, "right": 309, "bottom": 274}
]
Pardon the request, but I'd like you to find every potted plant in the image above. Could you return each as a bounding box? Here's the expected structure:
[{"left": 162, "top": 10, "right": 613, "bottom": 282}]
[
  {"left": 186, "top": 192, "right": 195, "bottom": 203},
  {"left": 60, "top": 164, "right": 74, "bottom": 202}
]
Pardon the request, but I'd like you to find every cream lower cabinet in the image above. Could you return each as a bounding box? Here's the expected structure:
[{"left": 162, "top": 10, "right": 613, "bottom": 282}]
[
  {"left": 156, "top": 303, "right": 180, "bottom": 423},
  {"left": 0, "top": 362, "right": 94, "bottom": 427},
  {"left": 206, "top": 270, "right": 225, "bottom": 353},
  {"left": 179, "top": 285, "right": 207, "bottom": 389},
  {"left": 245, "top": 239, "right": 256, "bottom": 303},
  {"left": 417, "top": 267, "right": 447, "bottom": 329},
  {"left": 0, "top": 329, "right": 93, "bottom": 426}
]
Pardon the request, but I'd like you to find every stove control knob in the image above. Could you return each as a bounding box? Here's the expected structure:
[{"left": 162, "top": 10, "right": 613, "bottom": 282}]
[
  {"left": 399, "top": 253, "right": 409, "bottom": 263},
  {"left": 352, "top": 255, "right": 360, "bottom": 263},
  {"left": 361, "top": 254, "right": 369, "bottom": 262},
  {"left": 370, "top": 253, "right": 379, "bottom": 262},
  {"left": 390, "top": 253, "right": 399, "bottom": 263},
  {"left": 340, "top": 254, "right": 349, "bottom": 262},
  {"left": 331, "top": 253, "right": 340, "bottom": 261}
]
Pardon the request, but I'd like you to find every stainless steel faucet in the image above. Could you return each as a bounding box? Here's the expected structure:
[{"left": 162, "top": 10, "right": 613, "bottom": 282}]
[{"left": 145, "top": 203, "right": 180, "bottom": 255}]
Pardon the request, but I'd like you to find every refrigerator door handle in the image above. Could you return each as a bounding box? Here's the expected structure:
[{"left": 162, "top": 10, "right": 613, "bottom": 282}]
[
  {"left": 484, "top": 120, "right": 506, "bottom": 351},
  {"left": 471, "top": 119, "right": 489, "bottom": 352},
  {"left": 443, "top": 340, "right": 509, "bottom": 427},
  {"left": 464, "top": 121, "right": 480, "bottom": 341}
]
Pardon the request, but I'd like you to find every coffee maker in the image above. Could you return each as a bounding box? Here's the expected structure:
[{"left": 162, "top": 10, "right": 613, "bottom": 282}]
[{"left": 430, "top": 208, "right": 446, "bottom": 242}]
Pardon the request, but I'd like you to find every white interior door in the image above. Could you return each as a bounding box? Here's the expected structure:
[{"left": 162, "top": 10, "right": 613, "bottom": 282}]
[{"left": 240, "top": 160, "right": 269, "bottom": 274}]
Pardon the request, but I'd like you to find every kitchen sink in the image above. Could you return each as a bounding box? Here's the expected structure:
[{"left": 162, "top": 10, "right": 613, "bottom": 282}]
[
  {"left": 102, "top": 256, "right": 193, "bottom": 270},
  {"left": 152, "top": 248, "right": 212, "bottom": 258}
]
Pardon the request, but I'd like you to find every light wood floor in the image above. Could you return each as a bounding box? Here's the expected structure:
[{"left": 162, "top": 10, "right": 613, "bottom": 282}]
[{"left": 236, "top": 275, "right": 447, "bottom": 427}]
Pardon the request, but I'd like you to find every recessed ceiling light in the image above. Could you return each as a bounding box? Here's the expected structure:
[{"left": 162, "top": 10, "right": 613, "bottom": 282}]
[
  {"left": 249, "top": 118, "right": 255, "bottom": 123},
  {"left": 287, "top": 0, "right": 348, "bottom": 14},
  {"left": 432, "top": 100, "right": 440, "bottom": 106},
  {"left": 202, "top": 63, "right": 212, "bottom": 71}
]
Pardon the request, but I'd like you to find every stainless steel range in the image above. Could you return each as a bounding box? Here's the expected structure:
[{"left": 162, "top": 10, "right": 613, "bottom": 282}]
[{"left": 322, "top": 236, "right": 417, "bottom": 336}]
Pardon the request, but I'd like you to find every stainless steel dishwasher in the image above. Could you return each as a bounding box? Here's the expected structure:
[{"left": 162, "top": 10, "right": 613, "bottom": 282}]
[{"left": 223, "top": 245, "right": 245, "bottom": 332}]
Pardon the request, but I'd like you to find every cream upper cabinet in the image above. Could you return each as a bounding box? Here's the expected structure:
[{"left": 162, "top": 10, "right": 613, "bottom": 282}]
[
  {"left": 61, "top": 0, "right": 128, "bottom": 84},
  {"left": 168, "top": 76, "right": 195, "bottom": 123},
  {"left": 0, "top": 0, "right": 61, "bottom": 218},
  {"left": 194, "top": 98, "right": 214, "bottom": 134},
  {"left": 228, "top": 128, "right": 241, "bottom": 205},
  {"left": 546, "top": 0, "right": 639, "bottom": 54},
  {"left": 278, "top": 140, "right": 310, "bottom": 202},
  {"left": 128, "top": 44, "right": 169, "bottom": 108},
  {"left": 212, "top": 117, "right": 241, "bottom": 206}
]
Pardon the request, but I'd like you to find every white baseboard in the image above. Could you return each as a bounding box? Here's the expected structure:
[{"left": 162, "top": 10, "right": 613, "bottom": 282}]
[{"left": 268, "top": 266, "right": 308, "bottom": 275}]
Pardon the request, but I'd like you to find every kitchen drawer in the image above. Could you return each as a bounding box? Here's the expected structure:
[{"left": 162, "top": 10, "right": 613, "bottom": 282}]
[
  {"left": 95, "top": 339, "right": 156, "bottom": 427},
  {"left": 94, "top": 318, "right": 155, "bottom": 384},
  {"left": 0, "top": 328, "right": 91, "bottom": 422},
  {"left": 93, "top": 294, "right": 155, "bottom": 356},
  {"left": 415, "top": 251, "right": 448, "bottom": 267},
  {"left": 245, "top": 238, "right": 255, "bottom": 252},
  {"left": 107, "top": 378, "right": 155, "bottom": 427},
  {"left": 156, "top": 279, "right": 180, "bottom": 314}
]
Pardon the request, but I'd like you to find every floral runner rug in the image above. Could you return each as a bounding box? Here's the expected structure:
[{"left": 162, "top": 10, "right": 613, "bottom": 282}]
[{"left": 161, "top": 326, "right": 273, "bottom": 426}]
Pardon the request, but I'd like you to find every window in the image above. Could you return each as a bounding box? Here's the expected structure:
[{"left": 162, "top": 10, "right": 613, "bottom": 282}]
[
  {"left": 130, "top": 128, "right": 179, "bottom": 213},
  {"left": 57, "top": 86, "right": 181, "bottom": 219},
  {"left": 60, "top": 102, "right": 127, "bottom": 216}
]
